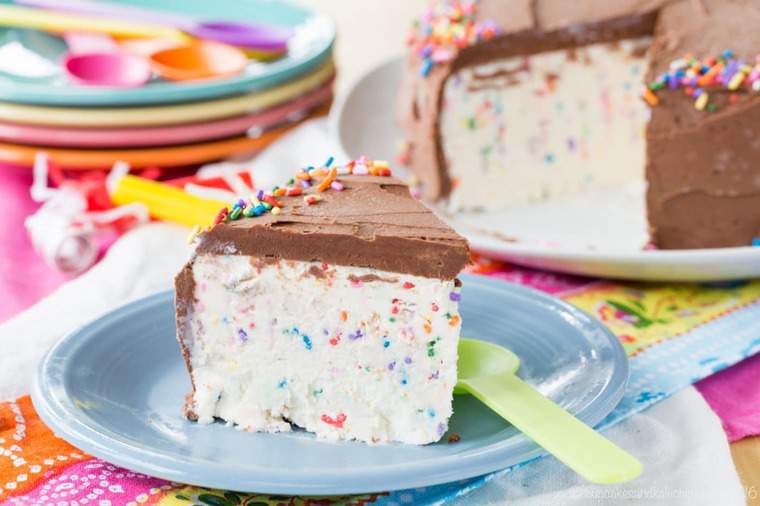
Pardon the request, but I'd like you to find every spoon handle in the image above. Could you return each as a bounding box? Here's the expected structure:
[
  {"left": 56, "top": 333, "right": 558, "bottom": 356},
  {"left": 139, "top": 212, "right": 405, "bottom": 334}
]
[
  {"left": 466, "top": 373, "right": 642, "bottom": 484},
  {"left": 16, "top": 0, "right": 197, "bottom": 30},
  {"left": 0, "top": 4, "right": 189, "bottom": 42}
]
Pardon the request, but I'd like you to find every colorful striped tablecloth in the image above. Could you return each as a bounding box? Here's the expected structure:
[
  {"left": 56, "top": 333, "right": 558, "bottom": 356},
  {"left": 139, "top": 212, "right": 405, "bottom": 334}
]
[{"left": 2, "top": 256, "right": 760, "bottom": 505}]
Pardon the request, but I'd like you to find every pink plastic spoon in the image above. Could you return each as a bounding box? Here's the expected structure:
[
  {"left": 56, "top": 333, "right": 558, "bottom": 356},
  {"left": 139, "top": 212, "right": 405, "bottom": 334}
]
[
  {"left": 62, "top": 32, "right": 151, "bottom": 88},
  {"left": 63, "top": 51, "right": 151, "bottom": 87}
]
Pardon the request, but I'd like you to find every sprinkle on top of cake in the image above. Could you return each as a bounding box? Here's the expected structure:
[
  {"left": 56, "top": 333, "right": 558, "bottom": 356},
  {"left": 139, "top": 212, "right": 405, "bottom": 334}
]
[
  {"left": 643, "top": 50, "right": 760, "bottom": 112},
  {"left": 406, "top": 0, "right": 501, "bottom": 76},
  {"left": 191, "top": 158, "right": 470, "bottom": 280},
  {"left": 208, "top": 156, "right": 393, "bottom": 227}
]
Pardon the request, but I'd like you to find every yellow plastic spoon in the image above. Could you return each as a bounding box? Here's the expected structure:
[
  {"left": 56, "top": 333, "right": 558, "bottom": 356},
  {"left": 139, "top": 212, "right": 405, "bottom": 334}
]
[
  {"left": 0, "top": 4, "right": 189, "bottom": 42},
  {"left": 456, "top": 338, "right": 643, "bottom": 484}
]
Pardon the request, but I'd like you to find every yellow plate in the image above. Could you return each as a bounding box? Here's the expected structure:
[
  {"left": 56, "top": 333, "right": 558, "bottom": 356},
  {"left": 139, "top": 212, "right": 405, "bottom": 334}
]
[
  {"left": 0, "top": 103, "right": 329, "bottom": 169},
  {"left": 0, "top": 59, "right": 334, "bottom": 127}
]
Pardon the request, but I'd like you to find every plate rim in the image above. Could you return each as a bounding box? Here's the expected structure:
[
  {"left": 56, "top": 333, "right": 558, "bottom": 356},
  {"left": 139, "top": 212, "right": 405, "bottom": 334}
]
[
  {"left": 466, "top": 233, "right": 760, "bottom": 282},
  {"left": 32, "top": 274, "right": 628, "bottom": 494},
  {"left": 0, "top": 0, "right": 336, "bottom": 106},
  {"left": 0, "top": 120, "right": 303, "bottom": 169},
  {"left": 328, "top": 56, "right": 760, "bottom": 282},
  {"left": 0, "top": 58, "right": 334, "bottom": 127},
  {"left": 0, "top": 80, "right": 333, "bottom": 147}
]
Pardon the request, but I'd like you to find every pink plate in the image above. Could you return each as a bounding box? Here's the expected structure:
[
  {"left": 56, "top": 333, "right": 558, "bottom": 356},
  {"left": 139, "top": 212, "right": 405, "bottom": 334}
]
[{"left": 0, "top": 81, "right": 332, "bottom": 147}]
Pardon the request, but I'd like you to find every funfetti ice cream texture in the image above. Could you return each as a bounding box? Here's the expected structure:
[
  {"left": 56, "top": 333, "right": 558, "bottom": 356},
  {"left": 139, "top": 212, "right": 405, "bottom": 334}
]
[{"left": 175, "top": 158, "right": 470, "bottom": 444}]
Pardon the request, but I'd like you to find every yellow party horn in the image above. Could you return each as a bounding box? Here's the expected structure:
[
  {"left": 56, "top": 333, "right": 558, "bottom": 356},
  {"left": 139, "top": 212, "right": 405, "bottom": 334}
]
[{"left": 110, "top": 173, "right": 226, "bottom": 229}]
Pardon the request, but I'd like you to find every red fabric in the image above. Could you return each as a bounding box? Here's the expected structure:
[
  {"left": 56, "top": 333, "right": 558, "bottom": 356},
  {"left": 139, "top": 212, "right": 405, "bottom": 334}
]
[{"left": 0, "top": 164, "right": 68, "bottom": 323}]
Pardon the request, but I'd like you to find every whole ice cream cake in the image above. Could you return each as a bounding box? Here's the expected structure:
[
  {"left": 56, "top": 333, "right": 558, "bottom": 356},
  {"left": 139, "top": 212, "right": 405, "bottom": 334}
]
[{"left": 175, "top": 159, "right": 470, "bottom": 444}]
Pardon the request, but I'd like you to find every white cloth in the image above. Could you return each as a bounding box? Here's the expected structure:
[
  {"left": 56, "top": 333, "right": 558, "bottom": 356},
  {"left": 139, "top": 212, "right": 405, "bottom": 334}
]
[
  {"left": 451, "top": 388, "right": 745, "bottom": 506},
  {"left": 0, "top": 120, "right": 746, "bottom": 505},
  {"left": 0, "top": 223, "right": 192, "bottom": 400}
]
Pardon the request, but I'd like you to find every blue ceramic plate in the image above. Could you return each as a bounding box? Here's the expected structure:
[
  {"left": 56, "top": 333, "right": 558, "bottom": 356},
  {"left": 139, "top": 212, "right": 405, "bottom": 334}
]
[
  {"left": 0, "top": 0, "right": 334, "bottom": 106},
  {"left": 32, "top": 274, "right": 628, "bottom": 495}
]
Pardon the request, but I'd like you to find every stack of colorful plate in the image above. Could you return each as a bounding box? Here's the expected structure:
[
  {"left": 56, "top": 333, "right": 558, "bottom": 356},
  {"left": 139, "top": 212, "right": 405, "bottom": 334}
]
[{"left": 0, "top": 0, "right": 335, "bottom": 170}]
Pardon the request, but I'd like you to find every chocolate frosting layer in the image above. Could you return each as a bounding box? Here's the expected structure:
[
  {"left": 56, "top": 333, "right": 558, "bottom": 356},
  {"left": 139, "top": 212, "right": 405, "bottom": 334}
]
[
  {"left": 195, "top": 175, "right": 470, "bottom": 279},
  {"left": 174, "top": 263, "right": 198, "bottom": 418},
  {"left": 646, "top": 86, "right": 760, "bottom": 248},
  {"left": 645, "top": 0, "right": 760, "bottom": 248},
  {"left": 399, "top": 0, "right": 760, "bottom": 249}
]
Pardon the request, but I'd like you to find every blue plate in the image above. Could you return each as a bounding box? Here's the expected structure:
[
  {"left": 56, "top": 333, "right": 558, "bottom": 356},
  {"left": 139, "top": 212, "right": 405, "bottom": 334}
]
[
  {"left": 32, "top": 274, "right": 628, "bottom": 495},
  {"left": 0, "top": 0, "right": 334, "bottom": 106}
]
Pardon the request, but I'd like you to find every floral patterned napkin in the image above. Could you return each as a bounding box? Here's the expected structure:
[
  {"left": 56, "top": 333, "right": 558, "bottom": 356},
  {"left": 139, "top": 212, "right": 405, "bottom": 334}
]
[{"left": 2, "top": 257, "right": 759, "bottom": 505}]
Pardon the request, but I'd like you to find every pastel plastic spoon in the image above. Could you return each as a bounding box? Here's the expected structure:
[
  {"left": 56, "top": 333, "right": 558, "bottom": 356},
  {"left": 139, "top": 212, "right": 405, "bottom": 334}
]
[
  {"left": 62, "top": 32, "right": 243, "bottom": 84},
  {"left": 456, "top": 338, "right": 643, "bottom": 484},
  {"left": 17, "top": 0, "right": 291, "bottom": 53},
  {"left": 62, "top": 32, "right": 151, "bottom": 88},
  {"left": 149, "top": 40, "right": 247, "bottom": 81},
  {"left": 0, "top": 4, "right": 188, "bottom": 42},
  {"left": 63, "top": 51, "right": 151, "bottom": 87},
  {"left": 64, "top": 31, "right": 245, "bottom": 82}
]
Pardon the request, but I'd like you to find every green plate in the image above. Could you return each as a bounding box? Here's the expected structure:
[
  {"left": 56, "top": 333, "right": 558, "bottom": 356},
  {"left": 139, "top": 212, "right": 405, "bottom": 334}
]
[{"left": 0, "top": 0, "right": 334, "bottom": 106}]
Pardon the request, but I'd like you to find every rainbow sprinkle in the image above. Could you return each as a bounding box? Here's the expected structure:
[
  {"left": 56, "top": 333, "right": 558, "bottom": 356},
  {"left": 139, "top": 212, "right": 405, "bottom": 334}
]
[
  {"left": 186, "top": 224, "right": 201, "bottom": 244},
  {"left": 304, "top": 194, "right": 322, "bottom": 206},
  {"left": 213, "top": 157, "right": 393, "bottom": 224},
  {"left": 407, "top": 0, "right": 501, "bottom": 77},
  {"left": 320, "top": 413, "right": 347, "bottom": 428},
  {"left": 644, "top": 50, "right": 760, "bottom": 112}
]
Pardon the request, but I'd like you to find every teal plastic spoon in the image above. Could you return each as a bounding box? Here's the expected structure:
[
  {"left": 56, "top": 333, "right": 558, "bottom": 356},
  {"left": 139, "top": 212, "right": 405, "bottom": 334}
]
[{"left": 455, "top": 338, "right": 642, "bottom": 484}]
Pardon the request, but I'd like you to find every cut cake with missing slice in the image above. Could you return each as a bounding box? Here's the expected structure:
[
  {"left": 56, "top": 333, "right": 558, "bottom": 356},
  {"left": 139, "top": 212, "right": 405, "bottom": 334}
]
[{"left": 398, "top": 0, "right": 760, "bottom": 249}]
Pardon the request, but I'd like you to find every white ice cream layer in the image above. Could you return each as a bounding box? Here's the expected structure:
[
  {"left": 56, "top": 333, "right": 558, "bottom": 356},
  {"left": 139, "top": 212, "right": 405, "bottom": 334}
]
[
  {"left": 187, "top": 254, "right": 462, "bottom": 444},
  {"left": 440, "top": 38, "right": 651, "bottom": 211}
]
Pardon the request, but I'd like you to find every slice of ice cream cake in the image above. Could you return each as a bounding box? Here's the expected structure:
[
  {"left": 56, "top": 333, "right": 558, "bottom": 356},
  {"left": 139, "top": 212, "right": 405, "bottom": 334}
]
[{"left": 175, "top": 159, "right": 470, "bottom": 444}]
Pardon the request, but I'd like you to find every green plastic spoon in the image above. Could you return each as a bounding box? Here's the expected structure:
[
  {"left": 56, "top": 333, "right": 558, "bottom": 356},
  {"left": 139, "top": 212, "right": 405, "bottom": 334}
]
[{"left": 455, "top": 338, "right": 642, "bottom": 484}]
